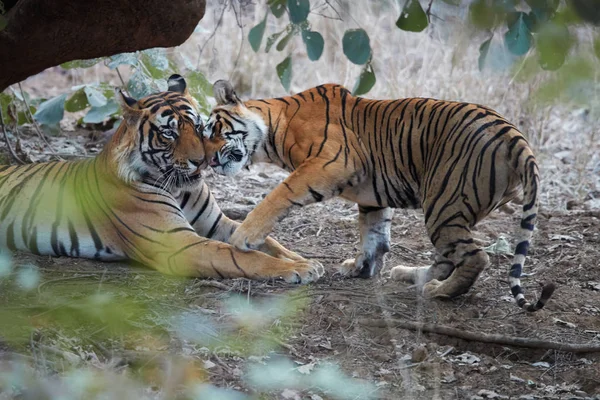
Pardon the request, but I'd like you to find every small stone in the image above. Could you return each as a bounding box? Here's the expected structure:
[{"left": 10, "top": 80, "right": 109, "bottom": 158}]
[
  {"left": 452, "top": 352, "right": 481, "bottom": 365},
  {"left": 441, "top": 371, "right": 456, "bottom": 384},
  {"left": 510, "top": 374, "right": 525, "bottom": 383},
  {"left": 412, "top": 345, "right": 428, "bottom": 363},
  {"left": 478, "top": 389, "right": 509, "bottom": 399},
  {"left": 203, "top": 360, "right": 216, "bottom": 369}
]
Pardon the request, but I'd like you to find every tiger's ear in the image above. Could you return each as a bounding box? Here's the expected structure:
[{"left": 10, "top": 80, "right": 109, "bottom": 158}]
[
  {"left": 115, "top": 89, "right": 146, "bottom": 128},
  {"left": 167, "top": 74, "right": 187, "bottom": 94},
  {"left": 213, "top": 80, "right": 242, "bottom": 106}
]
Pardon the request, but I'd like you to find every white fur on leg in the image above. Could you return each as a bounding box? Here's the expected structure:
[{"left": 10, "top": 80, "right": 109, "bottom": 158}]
[
  {"left": 337, "top": 258, "right": 361, "bottom": 277},
  {"left": 390, "top": 265, "right": 431, "bottom": 286}
]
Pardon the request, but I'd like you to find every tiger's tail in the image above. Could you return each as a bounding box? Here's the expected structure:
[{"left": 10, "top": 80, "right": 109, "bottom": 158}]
[{"left": 508, "top": 140, "right": 555, "bottom": 312}]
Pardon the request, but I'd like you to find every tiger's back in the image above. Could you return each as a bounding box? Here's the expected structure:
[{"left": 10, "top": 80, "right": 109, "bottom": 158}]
[{"left": 203, "top": 81, "right": 554, "bottom": 311}]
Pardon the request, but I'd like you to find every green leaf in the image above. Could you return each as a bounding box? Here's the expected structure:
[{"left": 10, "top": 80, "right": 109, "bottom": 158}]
[
  {"left": 276, "top": 56, "right": 292, "bottom": 91},
  {"left": 33, "top": 94, "right": 67, "bottom": 126},
  {"left": 83, "top": 100, "right": 119, "bottom": 124},
  {"left": 532, "top": 57, "right": 594, "bottom": 105},
  {"left": 186, "top": 71, "right": 213, "bottom": 114},
  {"left": 249, "top": 14, "right": 268, "bottom": 52},
  {"left": 535, "top": 20, "right": 572, "bottom": 70},
  {"left": 0, "top": 93, "right": 12, "bottom": 123},
  {"left": 16, "top": 106, "right": 36, "bottom": 126},
  {"left": 107, "top": 52, "right": 139, "bottom": 69},
  {"left": 84, "top": 86, "right": 108, "bottom": 108},
  {"left": 594, "top": 36, "right": 600, "bottom": 60},
  {"left": 60, "top": 58, "right": 103, "bottom": 70},
  {"left": 186, "top": 71, "right": 212, "bottom": 97},
  {"left": 142, "top": 48, "right": 169, "bottom": 71},
  {"left": 269, "top": 0, "right": 287, "bottom": 18},
  {"left": 525, "top": 0, "right": 559, "bottom": 23},
  {"left": 570, "top": 0, "right": 600, "bottom": 25},
  {"left": 523, "top": 11, "right": 538, "bottom": 32},
  {"left": 342, "top": 29, "right": 371, "bottom": 65},
  {"left": 469, "top": 0, "right": 497, "bottom": 30},
  {"left": 127, "top": 70, "right": 154, "bottom": 99},
  {"left": 0, "top": 15, "right": 7, "bottom": 31},
  {"left": 504, "top": 12, "right": 532, "bottom": 56},
  {"left": 352, "top": 62, "right": 376, "bottom": 96},
  {"left": 396, "top": 0, "right": 428, "bottom": 32},
  {"left": 140, "top": 49, "right": 171, "bottom": 80},
  {"left": 301, "top": 30, "right": 324, "bottom": 61},
  {"left": 288, "top": 0, "right": 309, "bottom": 24},
  {"left": 266, "top": 29, "right": 287, "bottom": 53},
  {"left": 65, "top": 88, "right": 90, "bottom": 112},
  {"left": 478, "top": 36, "right": 493, "bottom": 71},
  {"left": 276, "top": 29, "right": 295, "bottom": 51}
]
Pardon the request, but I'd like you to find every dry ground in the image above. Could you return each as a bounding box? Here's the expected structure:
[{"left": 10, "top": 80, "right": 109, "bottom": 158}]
[
  {"left": 2, "top": 2, "right": 600, "bottom": 399},
  {"left": 0, "top": 127, "right": 599, "bottom": 400}
]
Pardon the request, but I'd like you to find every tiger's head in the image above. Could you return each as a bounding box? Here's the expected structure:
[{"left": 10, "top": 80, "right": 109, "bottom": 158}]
[
  {"left": 202, "top": 80, "right": 267, "bottom": 176},
  {"left": 112, "top": 74, "right": 207, "bottom": 189}
]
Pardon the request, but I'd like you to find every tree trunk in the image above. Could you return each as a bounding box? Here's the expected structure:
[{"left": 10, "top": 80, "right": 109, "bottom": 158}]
[{"left": 0, "top": 0, "right": 206, "bottom": 91}]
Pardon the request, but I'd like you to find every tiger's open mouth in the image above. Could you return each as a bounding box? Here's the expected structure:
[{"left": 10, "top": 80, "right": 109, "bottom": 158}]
[{"left": 208, "top": 156, "right": 222, "bottom": 167}]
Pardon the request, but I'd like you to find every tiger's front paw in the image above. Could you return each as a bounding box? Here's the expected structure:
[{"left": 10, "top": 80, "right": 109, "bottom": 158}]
[
  {"left": 337, "top": 258, "right": 361, "bottom": 278},
  {"left": 336, "top": 253, "right": 382, "bottom": 279},
  {"left": 422, "top": 279, "right": 450, "bottom": 299},
  {"left": 229, "top": 224, "right": 267, "bottom": 252},
  {"left": 280, "top": 259, "right": 325, "bottom": 284}
]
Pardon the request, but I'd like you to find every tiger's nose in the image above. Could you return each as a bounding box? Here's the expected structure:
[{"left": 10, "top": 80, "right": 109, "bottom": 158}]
[{"left": 188, "top": 159, "right": 206, "bottom": 169}]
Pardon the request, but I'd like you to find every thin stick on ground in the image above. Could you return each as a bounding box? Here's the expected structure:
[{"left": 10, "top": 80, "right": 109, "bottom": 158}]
[
  {"left": 17, "top": 83, "right": 63, "bottom": 161},
  {"left": 359, "top": 318, "right": 600, "bottom": 353},
  {"left": 0, "top": 106, "right": 25, "bottom": 164}
]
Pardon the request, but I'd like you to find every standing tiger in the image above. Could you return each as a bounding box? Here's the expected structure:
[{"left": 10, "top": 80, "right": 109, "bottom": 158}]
[
  {"left": 202, "top": 80, "right": 555, "bottom": 311},
  {"left": 0, "top": 75, "right": 323, "bottom": 283}
]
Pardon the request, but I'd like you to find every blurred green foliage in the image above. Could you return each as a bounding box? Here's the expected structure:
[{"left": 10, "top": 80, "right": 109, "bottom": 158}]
[
  {"left": 0, "top": 252, "right": 373, "bottom": 399},
  {"left": 250, "top": 0, "right": 600, "bottom": 100},
  {"left": 0, "top": 49, "right": 214, "bottom": 135}
]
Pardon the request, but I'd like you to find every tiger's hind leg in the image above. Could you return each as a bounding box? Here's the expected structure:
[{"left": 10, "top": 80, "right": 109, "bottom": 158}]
[
  {"left": 339, "top": 206, "right": 392, "bottom": 278},
  {"left": 390, "top": 253, "right": 455, "bottom": 286},
  {"left": 422, "top": 225, "right": 490, "bottom": 299}
]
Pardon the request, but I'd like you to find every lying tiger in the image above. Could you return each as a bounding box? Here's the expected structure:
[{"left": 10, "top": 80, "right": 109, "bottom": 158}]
[
  {"left": 202, "top": 80, "right": 555, "bottom": 311},
  {"left": 0, "top": 75, "right": 322, "bottom": 283}
]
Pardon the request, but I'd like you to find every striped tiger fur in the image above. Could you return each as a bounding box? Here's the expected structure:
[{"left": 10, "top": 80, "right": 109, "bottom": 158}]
[
  {"left": 0, "top": 75, "right": 323, "bottom": 283},
  {"left": 201, "top": 80, "right": 555, "bottom": 311}
]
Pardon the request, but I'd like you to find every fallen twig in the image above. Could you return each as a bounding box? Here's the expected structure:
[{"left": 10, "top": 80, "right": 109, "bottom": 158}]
[
  {"left": 17, "top": 83, "right": 63, "bottom": 161},
  {"left": 192, "top": 280, "right": 232, "bottom": 291},
  {"left": 358, "top": 318, "right": 600, "bottom": 353},
  {"left": 0, "top": 106, "right": 25, "bottom": 164}
]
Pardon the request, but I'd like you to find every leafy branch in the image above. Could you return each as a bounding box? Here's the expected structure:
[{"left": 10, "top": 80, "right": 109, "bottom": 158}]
[{"left": 246, "top": 0, "right": 600, "bottom": 95}]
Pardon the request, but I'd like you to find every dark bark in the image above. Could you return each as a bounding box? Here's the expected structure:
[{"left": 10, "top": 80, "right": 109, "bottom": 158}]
[{"left": 0, "top": 0, "right": 206, "bottom": 91}]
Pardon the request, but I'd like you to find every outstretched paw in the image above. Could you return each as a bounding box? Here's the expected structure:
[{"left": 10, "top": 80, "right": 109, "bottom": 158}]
[
  {"left": 422, "top": 279, "right": 451, "bottom": 299},
  {"left": 336, "top": 253, "right": 383, "bottom": 279},
  {"left": 280, "top": 259, "right": 324, "bottom": 284},
  {"left": 230, "top": 225, "right": 267, "bottom": 252},
  {"left": 336, "top": 258, "right": 360, "bottom": 278}
]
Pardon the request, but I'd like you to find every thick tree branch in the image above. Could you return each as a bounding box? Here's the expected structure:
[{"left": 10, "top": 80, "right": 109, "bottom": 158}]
[{"left": 359, "top": 318, "right": 600, "bottom": 353}]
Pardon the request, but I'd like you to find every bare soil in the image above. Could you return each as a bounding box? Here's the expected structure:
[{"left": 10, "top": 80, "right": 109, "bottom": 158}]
[{"left": 1, "top": 126, "right": 599, "bottom": 400}]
